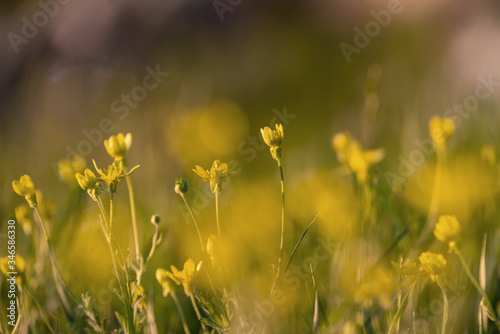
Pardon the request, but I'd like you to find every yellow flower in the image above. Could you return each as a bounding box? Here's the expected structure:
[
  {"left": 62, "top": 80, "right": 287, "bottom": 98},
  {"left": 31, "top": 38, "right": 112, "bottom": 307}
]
[
  {"left": 75, "top": 168, "right": 101, "bottom": 201},
  {"left": 429, "top": 116, "right": 455, "bottom": 151},
  {"left": 433, "top": 215, "right": 461, "bottom": 249},
  {"left": 164, "top": 258, "right": 202, "bottom": 295},
  {"left": 174, "top": 178, "right": 189, "bottom": 195},
  {"left": 92, "top": 160, "right": 140, "bottom": 193},
  {"left": 0, "top": 255, "right": 26, "bottom": 285},
  {"left": 331, "top": 132, "right": 385, "bottom": 183},
  {"left": 57, "top": 155, "right": 86, "bottom": 187},
  {"left": 260, "top": 124, "right": 284, "bottom": 161},
  {"left": 392, "top": 258, "right": 420, "bottom": 283},
  {"left": 104, "top": 133, "right": 132, "bottom": 161},
  {"left": 130, "top": 282, "right": 146, "bottom": 311},
  {"left": 193, "top": 160, "right": 231, "bottom": 193},
  {"left": 12, "top": 175, "right": 37, "bottom": 208},
  {"left": 15, "top": 204, "right": 32, "bottom": 236},
  {"left": 156, "top": 268, "right": 173, "bottom": 297},
  {"left": 419, "top": 252, "right": 447, "bottom": 282}
]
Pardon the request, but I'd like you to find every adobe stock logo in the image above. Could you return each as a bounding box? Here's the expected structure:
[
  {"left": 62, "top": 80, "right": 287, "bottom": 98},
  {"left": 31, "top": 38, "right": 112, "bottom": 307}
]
[
  {"left": 339, "top": 0, "right": 408, "bottom": 64},
  {"left": 7, "top": 0, "right": 72, "bottom": 54}
]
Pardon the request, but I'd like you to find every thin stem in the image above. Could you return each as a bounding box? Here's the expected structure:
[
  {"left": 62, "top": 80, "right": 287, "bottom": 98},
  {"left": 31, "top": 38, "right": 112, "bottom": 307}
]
[
  {"left": 126, "top": 175, "right": 141, "bottom": 267},
  {"left": 274, "top": 159, "right": 285, "bottom": 284},
  {"left": 170, "top": 291, "right": 191, "bottom": 334},
  {"left": 215, "top": 190, "right": 221, "bottom": 237},
  {"left": 33, "top": 206, "right": 77, "bottom": 305},
  {"left": 25, "top": 285, "right": 55, "bottom": 333},
  {"left": 437, "top": 280, "right": 448, "bottom": 334},
  {"left": 181, "top": 194, "right": 205, "bottom": 252},
  {"left": 109, "top": 192, "right": 114, "bottom": 231},
  {"left": 189, "top": 293, "right": 207, "bottom": 333},
  {"left": 97, "top": 197, "right": 134, "bottom": 334},
  {"left": 454, "top": 247, "right": 500, "bottom": 330}
]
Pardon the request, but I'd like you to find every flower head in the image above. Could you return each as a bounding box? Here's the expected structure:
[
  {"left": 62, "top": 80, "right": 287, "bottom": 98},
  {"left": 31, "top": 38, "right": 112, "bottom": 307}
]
[
  {"left": 331, "top": 132, "right": 385, "bottom": 183},
  {"left": 130, "top": 282, "right": 146, "bottom": 310},
  {"left": 156, "top": 268, "right": 173, "bottom": 297},
  {"left": 75, "top": 168, "right": 102, "bottom": 201},
  {"left": 93, "top": 160, "right": 140, "bottom": 193},
  {"left": 1, "top": 255, "right": 26, "bottom": 285},
  {"left": 164, "top": 258, "right": 202, "bottom": 295},
  {"left": 260, "top": 124, "right": 284, "bottom": 161},
  {"left": 12, "top": 175, "right": 37, "bottom": 207},
  {"left": 429, "top": 116, "right": 455, "bottom": 151},
  {"left": 15, "top": 204, "right": 32, "bottom": 235},
  {"left": 434, "top": 215, "right": 461, "bottom": 249},
  {"left": 57, "top": 155, "right": 86, "bottom": 187},
  {"left": 104, "top": 133, "right": 132, "bottom": 161},
  {"left": 193, "top": 160, "right": 231, "bottom": 193},
  {"left": 175, "top": 178, "right": 189, "bottom": 195},
  {"left": 419, "top": 252, "right": 447, "bottom": 282}
]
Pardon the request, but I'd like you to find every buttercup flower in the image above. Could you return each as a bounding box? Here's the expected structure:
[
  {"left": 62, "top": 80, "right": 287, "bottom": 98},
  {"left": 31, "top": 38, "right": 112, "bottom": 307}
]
[
  {"left": 175, "top": 178, "right": 189, "bottom": 195},
  {"left": 15, "top": 204, "right": 33, "bottom": 235},
  {"left": 164, "top": 258, "right": 202, "bottom": 295},
  {"left": 75, "top": 168, "right": 102, "bottom": 201},
  {"left": 429, "top": 116, "right": 455, "bottom": 151},
  {"left": 92, "top": 160, "right": 140, "bottom": 193},
  {"left": 419, "top": 252, "right": 447, "bottom": 282},
  {"left": 0, "top": 255, "right": 26, "bottom": 285},
  {"left": 434, "top": 215, "right": 461, "bottom": 249},
  {"left": 260, "top": 124, "right": 284, "bottom": 161},
  {"left": 332, "top": 132, "right": 385, "bottom": 183},
  {"left": 57, "top": 155, "right": 86, "bottom": 187},
  {"left": 193, "top": 160, "right": 231, "bottom": 193},
  {"left": 12, "top": 175, "right": 37, "bottom": 208},
  {"left": 156, "top": 268, "right": 173, "bottom": 297},
  {"left": 130, "top": 282, "right": 146, "bottom": 310},
  {"left": 104, "top": 133, "right": 132, "bottom": 161}
]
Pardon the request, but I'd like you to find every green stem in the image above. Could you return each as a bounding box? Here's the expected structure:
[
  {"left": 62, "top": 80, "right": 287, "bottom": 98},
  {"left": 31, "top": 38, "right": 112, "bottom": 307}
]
[
  {"left": 437, "top": 280, "right": 448, "bottom": 334},
  {"left": 180, "top": 194, "right": 217, "bottom": 295},
  {"left": 25, "top": 285, "right": 55, "bottom": 333},
  {"left": 189, "top": 293, "right": 207, "bottom": 333},
  {"left": 454, "top": 247, "right": 500, "bottom": 330},
  {"left": 33, "top": 206, "right": 77, "bottom": 305},
  {"left": 126, "top": 175, "right": 141, "bottom": 268},
  {"left": 275, "top": 159, "right": 285, "bottom": 284},
  {"left": 97, "top": 197, "right": 134, "bottom": 334},
  {"left": 215, "top": 190, "right": 221, "bottom": 237},
  {"left": 170, "top": 291, "right": 191, "bottom": 334},
  {"left": 181, "top": 194, "right": 205, "bottom": 252}
]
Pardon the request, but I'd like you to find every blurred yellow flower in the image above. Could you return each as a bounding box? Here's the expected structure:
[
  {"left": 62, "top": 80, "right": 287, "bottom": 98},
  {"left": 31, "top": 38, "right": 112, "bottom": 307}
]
[
  {"left": 193, "top": 160, "right": 231, "bottom": 193},
  {"left": 156, "top": 268, "right": 173, "bottom": 297},
  {"left": 0, "top": 255, "right": 26, "bottom": 285},
  {"left": 164, "top": 258, "right": 202, "bottom": 295},
  {"left": 419, "top": 252, "right": 446, "bottom": 282},
  {"left": 12, "top": 175, "right": 37, "bottom": 208},
  {"left": 392, "top": 258, "right": 420, "bottom": 283},
  {"left": 261, "top": 123, "right": 284, "bottom": 161},
  {"left": 429, "top": 116, "right": 454, "bottom": 151},
  {"left": 15, "top": 204, "right": 32, "bottom": 236},
  {"left": 130, "top": 282, "right": 146, "bottom": 311},
  {"left": 57, "top": 155, "right": 86, "bottom": 187},
  {"left": 35, "top": 190, "right": 57, "bottom": 222},
  {"left": 332, "top": 132, "right": 385, "bottom": 183},
  {"left": 481, "top": 145, "right": 496, "bottom": 166},
  {"left": 434, "top": 215, "right": 461, "bottom": 249},
  {"left": 354, "top": 266, "right": 395, "bottom": 308},
  {"left": 104, "top": 133, "right": 132, "bottom": 161},
  {"left": 75, "top": 168, "right": 101, "bottom": 201},
  {"left": 206, "top": 234, "right": 218, "bottom": 267}
]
